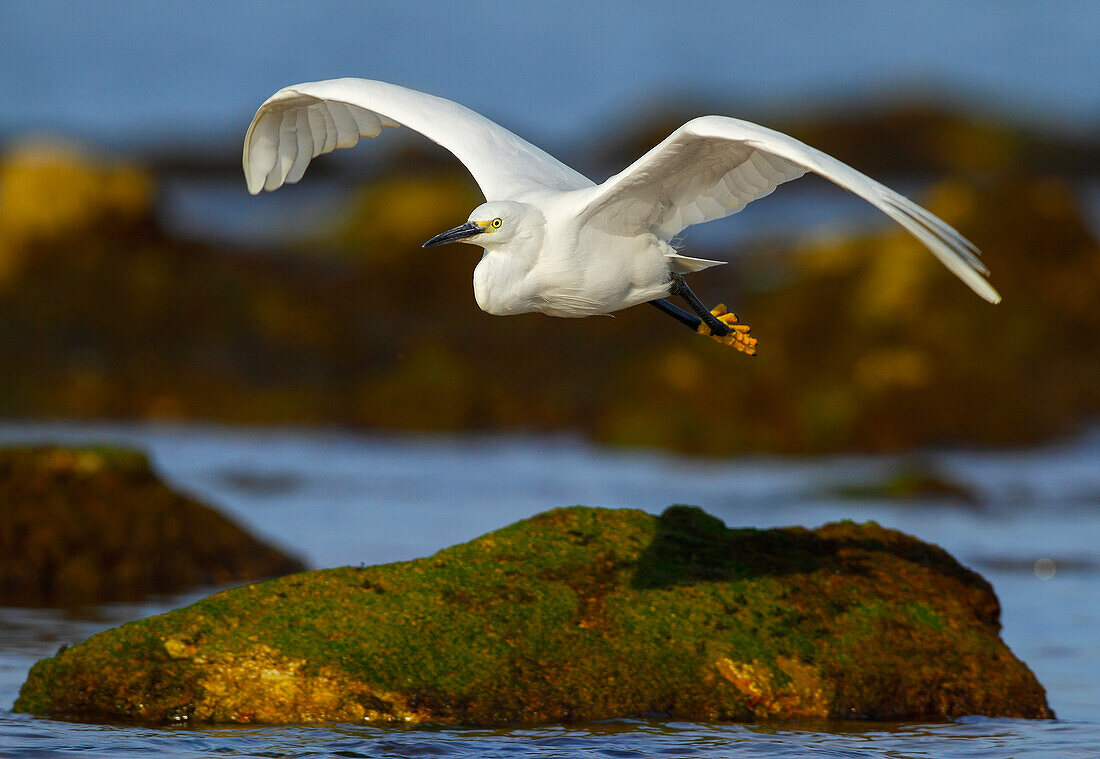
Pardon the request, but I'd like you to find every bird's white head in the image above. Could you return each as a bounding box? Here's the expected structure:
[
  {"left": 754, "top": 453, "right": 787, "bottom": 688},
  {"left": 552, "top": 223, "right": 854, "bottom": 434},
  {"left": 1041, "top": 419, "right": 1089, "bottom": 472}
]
[{"left": 422, "top": 201, "right": 541, "bottom": 251}]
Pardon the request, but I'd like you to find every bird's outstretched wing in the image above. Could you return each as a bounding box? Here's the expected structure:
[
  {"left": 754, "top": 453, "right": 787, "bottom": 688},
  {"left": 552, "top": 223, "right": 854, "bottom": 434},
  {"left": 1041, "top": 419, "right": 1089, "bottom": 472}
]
[
  {"left": 580, "top": 116, "right": 999, "bottom": 303},
  {"left": 243, "top": 78, "right": 594, "bottom": 200}
]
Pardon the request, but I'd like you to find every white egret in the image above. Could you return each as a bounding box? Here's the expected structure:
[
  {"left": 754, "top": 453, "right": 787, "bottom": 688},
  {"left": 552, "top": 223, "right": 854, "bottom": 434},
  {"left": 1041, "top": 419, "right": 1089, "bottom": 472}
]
[{"left": 244, "top": 79, "right": 999, "bottom": 353}]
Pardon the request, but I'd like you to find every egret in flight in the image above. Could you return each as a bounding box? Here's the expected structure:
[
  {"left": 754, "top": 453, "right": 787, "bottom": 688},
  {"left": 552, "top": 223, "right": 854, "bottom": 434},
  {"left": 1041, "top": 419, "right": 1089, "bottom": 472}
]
[{"left": 244, "top": 79, "right": 999, "bottom": 353}]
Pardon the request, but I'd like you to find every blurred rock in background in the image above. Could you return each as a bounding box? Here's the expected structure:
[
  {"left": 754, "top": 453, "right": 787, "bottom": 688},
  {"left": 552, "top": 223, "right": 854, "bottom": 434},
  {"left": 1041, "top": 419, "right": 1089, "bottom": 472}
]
[
  {"left": 0, "top": 446, "right": 304, "bottom": 607},
  {"left": 0, "top": 99, "right": 1096, "bottom": 455}
]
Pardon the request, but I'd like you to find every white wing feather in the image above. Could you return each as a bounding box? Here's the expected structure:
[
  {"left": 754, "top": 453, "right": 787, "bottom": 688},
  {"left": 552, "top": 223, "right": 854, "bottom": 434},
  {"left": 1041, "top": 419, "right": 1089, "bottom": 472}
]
[
  {"left": 243, "top": 78, "right": 594, "bottom": 200},
  {"left": 581, "top": 116, "right": 1000, "bottom": 304}
]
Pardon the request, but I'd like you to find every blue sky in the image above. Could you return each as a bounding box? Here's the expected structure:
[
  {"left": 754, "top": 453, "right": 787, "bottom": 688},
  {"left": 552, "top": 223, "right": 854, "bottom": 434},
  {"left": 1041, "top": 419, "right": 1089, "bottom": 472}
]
[{"left": 2, "top": 1, "right": 1097, "bottom": 152}]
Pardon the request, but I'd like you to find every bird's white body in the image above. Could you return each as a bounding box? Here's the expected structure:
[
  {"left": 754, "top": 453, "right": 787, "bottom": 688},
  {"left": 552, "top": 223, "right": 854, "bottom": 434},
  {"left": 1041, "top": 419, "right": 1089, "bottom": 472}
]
[
  {"left": 469, "top": 192, "right": 676, "bottom": 317},
  {"left": 243, "top": 78, "right": 1000, "bottom": 319}
]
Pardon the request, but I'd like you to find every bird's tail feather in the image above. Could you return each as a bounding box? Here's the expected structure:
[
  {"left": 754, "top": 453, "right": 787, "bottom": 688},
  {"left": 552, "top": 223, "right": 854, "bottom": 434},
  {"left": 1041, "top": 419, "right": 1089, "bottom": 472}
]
[{"left": 666, "top": 252, "right": 725, "bottom": 273}]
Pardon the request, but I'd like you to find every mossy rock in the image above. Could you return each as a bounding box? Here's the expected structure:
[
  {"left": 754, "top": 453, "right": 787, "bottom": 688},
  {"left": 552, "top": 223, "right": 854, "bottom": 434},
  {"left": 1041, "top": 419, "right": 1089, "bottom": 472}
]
[
  {"left": 15, "top": 505, "right": 1050, "bottom": 724},
  {"left": 0, "top": 446, "right": 305, "bottom": 606}
]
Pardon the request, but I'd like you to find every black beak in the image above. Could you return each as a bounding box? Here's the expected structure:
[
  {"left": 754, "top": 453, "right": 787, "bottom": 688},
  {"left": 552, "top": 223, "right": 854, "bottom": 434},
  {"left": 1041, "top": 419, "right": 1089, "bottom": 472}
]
[{"left": 422, "top": 221, "right": 483, "bottom": 247}]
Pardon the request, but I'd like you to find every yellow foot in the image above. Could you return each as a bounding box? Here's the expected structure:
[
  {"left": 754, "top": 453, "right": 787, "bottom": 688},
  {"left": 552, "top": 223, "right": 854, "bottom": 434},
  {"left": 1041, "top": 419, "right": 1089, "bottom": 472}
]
[{"left": 696, "top": 304, "right": 757, "bottom": 355}]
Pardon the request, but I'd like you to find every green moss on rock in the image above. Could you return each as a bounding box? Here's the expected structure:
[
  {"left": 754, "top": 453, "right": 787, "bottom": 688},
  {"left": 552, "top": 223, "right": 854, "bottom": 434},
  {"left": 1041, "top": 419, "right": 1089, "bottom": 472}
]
[
  {"left": 14, "top": 505, "right": 1051, "bottom": 724},
  {"left": 0, "top": 446, "right": 305, "bottom": 606}
]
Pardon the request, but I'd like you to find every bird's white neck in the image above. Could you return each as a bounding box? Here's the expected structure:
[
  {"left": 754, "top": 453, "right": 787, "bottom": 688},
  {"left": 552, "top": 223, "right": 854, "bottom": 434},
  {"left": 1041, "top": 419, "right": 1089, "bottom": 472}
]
[
  {"left": 470, "top": 208, "right": 547, "bottom": 316},
  {"left": 473, "top": 249, "right": 537, "bottom": 316}
]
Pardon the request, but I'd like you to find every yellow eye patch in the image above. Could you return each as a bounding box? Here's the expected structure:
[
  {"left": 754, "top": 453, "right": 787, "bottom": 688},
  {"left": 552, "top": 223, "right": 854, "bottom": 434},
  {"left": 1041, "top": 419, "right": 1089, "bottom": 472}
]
[{"left": 491, "top": 218, "right": 502, "bottom": 229}]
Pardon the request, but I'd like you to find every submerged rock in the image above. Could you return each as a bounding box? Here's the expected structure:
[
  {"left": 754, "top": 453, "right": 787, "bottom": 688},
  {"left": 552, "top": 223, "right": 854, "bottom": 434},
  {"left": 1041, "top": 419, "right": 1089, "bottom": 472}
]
[
  {"left": 15, "top": 505, "right": 1051, "bottom": 724},
  {"left": 0, "top": 446, "right": 305, "bottom": 606},
  {"left": 827, "top": 460, "right": 980, "bottom": 507}
]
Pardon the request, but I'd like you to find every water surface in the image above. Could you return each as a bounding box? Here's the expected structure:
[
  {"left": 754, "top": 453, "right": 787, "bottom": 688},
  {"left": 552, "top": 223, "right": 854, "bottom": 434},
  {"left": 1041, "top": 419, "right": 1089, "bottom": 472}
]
[{"left": 1, "top": 422, "right": 1098, "bottom": 756}]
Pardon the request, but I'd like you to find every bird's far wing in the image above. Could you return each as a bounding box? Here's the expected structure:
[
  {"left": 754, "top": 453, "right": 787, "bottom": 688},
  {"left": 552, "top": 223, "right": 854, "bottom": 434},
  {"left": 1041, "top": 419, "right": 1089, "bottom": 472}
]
[
  {"left": 579, "top": 115, "right": 1000, "bottom": 304},
  {"left": 243, "top": 78, "right": 594, "bottom": 200}
]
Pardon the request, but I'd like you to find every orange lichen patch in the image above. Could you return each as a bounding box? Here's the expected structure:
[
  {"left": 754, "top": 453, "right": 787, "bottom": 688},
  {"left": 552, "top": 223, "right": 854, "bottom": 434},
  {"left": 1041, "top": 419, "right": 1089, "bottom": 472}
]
[
  {"left": 715, "top": 657, "right": 829, "bottom": 719},
  {"left": 193, "top": 646, "right": 430, "bottom": 724},
  {"left": 163, "top": 635, "right": 198, "bottom": 660},
  {"left": 696, "top": 304, "right": 757, "bottom": 355}
]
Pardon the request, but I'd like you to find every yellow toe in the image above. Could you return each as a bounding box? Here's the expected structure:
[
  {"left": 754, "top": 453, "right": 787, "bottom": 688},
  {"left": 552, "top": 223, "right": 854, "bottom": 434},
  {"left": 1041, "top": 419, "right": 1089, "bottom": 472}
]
[{"left": 696, "top": 304, "right": 757, "bottom": 355}]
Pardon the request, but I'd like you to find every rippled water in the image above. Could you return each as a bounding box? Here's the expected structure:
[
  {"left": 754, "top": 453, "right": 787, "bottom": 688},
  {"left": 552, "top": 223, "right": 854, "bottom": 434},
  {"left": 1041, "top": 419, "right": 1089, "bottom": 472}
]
[
  {"left": 1, "top": 422, "right": 1099, "bottom": 757},
  {"left": 2, "top": 714, "right": 1098, "bottom": 758}
]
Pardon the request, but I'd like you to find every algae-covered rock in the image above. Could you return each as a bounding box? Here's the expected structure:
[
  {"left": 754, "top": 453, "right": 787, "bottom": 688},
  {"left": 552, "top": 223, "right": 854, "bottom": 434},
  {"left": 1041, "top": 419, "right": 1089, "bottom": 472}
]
[
  {"left": 0, "top": 446, "right": 305, "bottom": 606},
  {"left": 15, "top": 505, "right": 1050, "bottom": 724}
]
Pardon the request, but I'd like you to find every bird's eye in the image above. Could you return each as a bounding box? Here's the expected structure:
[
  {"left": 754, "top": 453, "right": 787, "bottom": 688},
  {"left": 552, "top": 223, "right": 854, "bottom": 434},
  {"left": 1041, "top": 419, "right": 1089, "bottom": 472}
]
[{"left": 491, "top": 218, "right": 502, "bottom": 229}]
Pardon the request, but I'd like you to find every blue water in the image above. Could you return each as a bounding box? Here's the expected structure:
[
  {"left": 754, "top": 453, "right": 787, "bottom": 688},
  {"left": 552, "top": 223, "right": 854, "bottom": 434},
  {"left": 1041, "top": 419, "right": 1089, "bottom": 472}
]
[{"left": 1, "top": 422, "right": 1098, "bottom": 756}]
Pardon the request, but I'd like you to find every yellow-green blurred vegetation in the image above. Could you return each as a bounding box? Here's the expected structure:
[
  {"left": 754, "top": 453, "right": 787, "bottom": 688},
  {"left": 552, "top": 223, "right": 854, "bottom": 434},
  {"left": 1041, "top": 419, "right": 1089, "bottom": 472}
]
[
  {"left": 0, "top": 102, "right": 1097, "bottom": 454},
  {"left": 0, "top": 140, "right": 151, "bottom": 282}
]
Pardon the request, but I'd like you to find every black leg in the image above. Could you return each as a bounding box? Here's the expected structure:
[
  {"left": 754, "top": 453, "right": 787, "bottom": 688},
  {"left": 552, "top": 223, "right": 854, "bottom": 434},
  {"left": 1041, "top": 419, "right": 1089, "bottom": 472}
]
[
  {"left": 648, "top": 298, "right": 702, "bottom": 331},
  {"left": 669, "top": 274, "right": 731, "bottom": 336}
]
